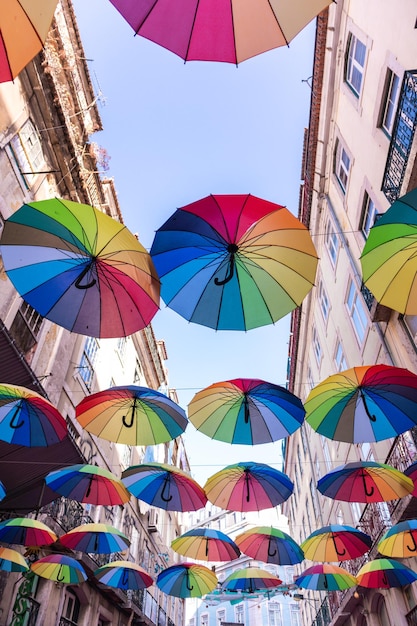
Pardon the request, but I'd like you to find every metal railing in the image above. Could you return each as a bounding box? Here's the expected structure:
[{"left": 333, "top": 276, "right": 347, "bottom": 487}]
[
  {"left": 41, "top": 497, "right": 94, "bottom": 532},
  {"left": 407, "top": 605, "right": 417, "bottom": 626}
]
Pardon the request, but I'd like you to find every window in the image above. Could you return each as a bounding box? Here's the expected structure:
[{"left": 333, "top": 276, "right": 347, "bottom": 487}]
[
  {"left": 8, "top": 301, "right": 43, "bottom": 362},
  {"left": 79, "top": 336, "right": 99, "bottom": 390},
  {"left": 325, "top": 221, "right": 340, "bottom": 267},
  {"left": 312, "top": 327, "right": 322, "bottom": 365},
  {"left": 334, "top": 339, "right": 347, "bottom": 372},
  {"left": 307, "top": 365, "right": 315, "bottom": 392},
  {"left": 268, "top": 602, "right": 282, "bottom": 626},
  {"left": 8, "top": 119, "right": 45, "bottom": 189},
  {"left": 310, "top": 478, "right": 320, "bottom": 518},
  {"left": 200, "top": 613, "right": 209, "bottom": 626},
  {"left": 334, "top": 138, "right": 351, "bottom": 193},
  {"left": 290, "top": 604, "right": 302, "bottom": 626},
  {"left": 318, "top": 280, "right": 330, "bottom": 323},
  {"left": 297, "top": 445, "right": 304, "bottom": 476},
  {"left": 116, "top": 337, "right": 127, "bottom": 361},
  {"left": 133, "top": 358, "right": 142, "bottom": 383},
  {"left": 321, "top": 436, "right": 332, "bottom": 471},
  {"left": 235, "top": 605, "right": 244, "bottom": 623},
  {"left": 345, "top": 33, "right": 366, "bottom": 96},
  {"left": 346, "top": 281, "right": 368, "bottom": 343},
  {"left": 361, "top": 192, "right": 380, "bottom": 238},
  {"left": 216, "top": 609, "right": 226, "bottom": 626},
  {"left": 380, "top": 69, "right": 401, "bottom": 136},
  {"left": 61, "top": 591, "right": 80, "bottom": 625}
]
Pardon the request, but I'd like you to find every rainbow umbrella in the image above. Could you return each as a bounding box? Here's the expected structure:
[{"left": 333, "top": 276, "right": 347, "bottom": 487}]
[
  {"left": 222, "top": 567, "right": 282, "bottom": 593},
  {"left": 156, "top": 563, "right": 217, "bottom": 598},
  {"left": 300, "top": 525, "right": 371, "bottom": 562},
  {"left": 305, "top": 365, "right": 417, "bottom": 443},
  {"left": 296, "top": 564, "right": 357, "bottom": 591},
  {"left": 317, "top": 461, "right": 414, "bottom": 503},
  {"left": 94, "top": 561, "right": 153, "bottom": 590},
  {"left": 0, "top": 481, "right": 6, "bottom": 501},
  {"left": 171, "top": 528, "right": 240, "bottom": 562},
  {"left": 357, "top": 558, "right": 417, "bottom": 588},
  {"left": 188, "top": 378, "right": 305, "bottom": 445},
  {"left": 204, "top": 462, "right": 293, "bottom": 512},
  {"left": 0, "top": 518, "right": 57, "bottom": 546},
  {"left": 235, "top": 527, "right": 304, "bottom": 565},
  {"left": 378, "top": 520, "right": 417, "bottom": 558},
  {"left": 31, "top": 554, "right": 87, "bottom": 584},
  {"left": 150, "top": 194, "right": 318, "bottom": 331},
  {"left": 0, "top": 198, "right": 160, "bottom": 338},
  {"left": 45, "top": 464, "right": 130, "bottom": 506},
  {"left": 404, "top": 461, "right": 417, "bottom": 496},
  {"left": 0, "top": 547, "right": 29, "bottom": 572},
  {"left": 76, "top": 386, "right": 187, "bottom": 446},
  {"left": 109, "top": 0, "right": 331, "bottom": 65},
  {"left": 60, "top": 523, "right": 130, "bottom": 554},
  {"left": 122, "top": 463, "right": 207, "bottom": 511},
  {"left": 0, "top": 383, "right": 67, "bottom": 447}
]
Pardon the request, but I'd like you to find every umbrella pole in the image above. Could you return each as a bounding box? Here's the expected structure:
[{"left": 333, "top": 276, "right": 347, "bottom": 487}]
[
  {"left": 244, "top": 470, "right": 251, "bottom": 503},
  {"left": 358, "top": 388, "right": 376, "bottom": 422},
  {"left": 244, "top": 395, "right": 250, "bottom": 424},
  {"left": 214, "top": 245, "right": 238, "bottom": 286},
  {"left": 122, "top": 397, "right": 137, "bottom": 429},
  {"left": 35, "top": 481, "right": 46, "bottom": 520}
]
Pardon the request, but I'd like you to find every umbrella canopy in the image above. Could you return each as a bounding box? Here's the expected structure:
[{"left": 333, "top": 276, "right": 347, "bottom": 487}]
[
  {"left": 94, "top": 561, "right": 153, "bottom": 590},
  {"left": 0, "top": 1, "right": 58, "bottom": 83},
  {"left": 0, "top": 481, "right": 6, "bottom": 501},
  {"left": 76, "top": 386, "right": 187, "bottom": 446},
  {"left": 295, "top": 564, "right": 357, "bottom": 591},
  {"left": 235, "top": 527, "right": 304, "bottom": 565},
  {"left": 300, "top": 525, "right": 371, "bottom": 562},
  {"left": 305, "top": 364, "right": 417, "bottom": 443},
  {"left": 109, "top": 0, "right": 331, "bottom": 65},
  {"left": 378, "top": 520, "right": 417, "bottom": 558},
  {"left": 0, "top": 198, "right": 160, "bottom": 338},
  {"left": 360, "top": 188, "right": 417, "bottom": 314},
  {"left": 204, "top": 462, "right": 293, "bottom": 511},
  {"left": 357, "top": 558, "right": 417, "bottom": 588},
  {"left": 0, "top": 517, "right": 57, "bottom": 546},
  {"left": 156, "top": 563, "right": 217, "bottom": 598},
  {"left": 122, "top": 463, "right": 207, "bottom": 511},
  {"left": 0, "top": 382, "right": 67, "bottom": 447},
  {"left": 188, "top": 378, "right": 305, "bottom": 445},
  {"left": 317, "top": 461, "right": 414, "bottom": 503},
  {"left": 222, "top": 567, "right": 282, "bottom": 593},
  {"left": 31, "top": 554, "right": 87, "bottom": 584},
  {"left": 171, "top": 528, "right": 240, "bottom": 562},
  {"left": 0, "top": 547, "right": 29, "bottom": 572},
  {"left": 45, "top": 464, "right": 130, "bottom": 506},
  {"left": 150, "top": 194, "right": 318, "bottom": 331},
  {"left": 404, "top": 461, "right": 417, "bottom": 497},
  {"left": 60, "top": 523, "right": 130, "bottom": 554}
]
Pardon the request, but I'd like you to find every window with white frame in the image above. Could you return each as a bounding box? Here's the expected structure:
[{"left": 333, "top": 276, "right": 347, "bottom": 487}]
[
  {"left": 216, "top": 609, "right": 226, "bottom": 626},
  {"left": 8, "top": 119, "right": 45, "bottom": 189},
  {"left": 345, "top": 33, "right": 366, "bottom": 96},
  {"left": 200, "top": 613, "right": 209, "bottom": 626},
  {"left": 116, "top": 337, "right": 127, "bottom": 361},
  {"left": 352, "top": 501, "right": 362, "bottom": 524},
  {"left": 79, "top": 336, "right": 99, "bottom": 390},
  {"left": 189, "top": 619, "right": 196, "bottom": 626},
  {"left": 312, "top": 327, "right": 322, "bottom": 365},
  {"left": 361, "top": 192, "right": 380, "bottom": 238},
  {"left": 318, "top": 280, "right": 330, "bottom": 323},
  {"left": 235, "top": 604, "right": 244, "bottom": 623},
  {"left": 325, "top": 220, "right": 340, "bottom": 267},
  {"left": 307, "top": 365, "right": 315, "bottom": 391},
  {"left": 379, "top": 69, "right": 401, "bottom": 136},
  {"left": 310, "top": 478, "right": 320, "bottom": 518},
  {"left": 290, "top": 604, "right": 302, "bottom": 626},
  {"left": 334, "top": 339, "right": 347, "bottom": 372},
  {"left": 268, "top": 602, "right": 282, "bottom": 626},
  {"left": 334, "top": 138, "right": 351, "bottom": 193},
  {"left": 320, "top": 436, "right": 332, "bottom": 471},
  {"left": 346, "top": 281, "right": 368, "bottom": 343}
]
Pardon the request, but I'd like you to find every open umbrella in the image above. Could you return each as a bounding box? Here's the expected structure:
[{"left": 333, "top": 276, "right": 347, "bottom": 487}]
[
  {"left": 0, "top": 1, "right": 58, "bottom": 83},
  {"left": 45, "top": 464, "right": 130, "bottom": 506},
  {"left": 122, "top": 463, "right": 207, "bottom": 511},
  {"left": 0, "top": 517, "right": 57, "bottom": 546},
  {"left": 31, "top": 554, "right": 87, "bottom": 584},
  {"left": 60, "top": 523, "right": 130, "bottom": 554},
  {"left": 0, "top": 198, "right": 160, "bottom": 338},
  {"left": 305, "top": 365, "right": 417, "bottom": 443},
  {"left": 150, "top": 194, "right": 318, "bottom": 331},
  {"left": 188, "top": 378, "right": 305, "bottom": 445},
  {"left": 76, "top": 386, "right": 187, "bottom": 446},
  {"left": 171, "top": 529, "right": 240, "bottom": 562},
  {"left": 378, "top": 520, "right": 417, "bottom": 558},
  {"left": 300, "top": 525, "right": 371, "bottom": 562},
  {"left": 94, "top": 561, "right": 153, "bottom": 590},
  {"left": 235, "top": 527, "right": 304, "bottom": 565},
  {"left": 404, "top": 461, "right": 417, "bottom": 496},
  {"left": 295, "top": 564, "right": 357, "bottom": 591},
  {"left": 0, "top": 481, "right": 6, "bottom": 501},
  {"left": 317, "top": 461, "right": 414, "bottom": 503},
  {"left": 156, "top": 563, "right": 217, "bottom": 598},
  {"left": 0, "top": 547, "right": 29, "bottom": 572},
  {"left": 109, "top": 0, "right": 331, "bottom": 65},
  {"left": 222, "top": 567, "right": 282, "bottom": 593},
  {"left": 357, "top": 558, "right": 417, "bottom": 588},
  {"left": 204, "top": 462, "right": 293, "bottom": 512},
  {"left": 360, "top": 188, "right": 417, "bottom": 314},
  {"left": 0, "top": 383, "right": 67, "bottom": 447}
]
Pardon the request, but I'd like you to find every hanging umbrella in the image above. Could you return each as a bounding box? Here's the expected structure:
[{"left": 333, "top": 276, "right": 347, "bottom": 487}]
[
  {"left": 357, "top": 558, "right": 417, "bottom": 588},
  {"left": 360, "top": 188, "right": 417, "bottom": 314},
  {"left": 295, "top": 564, "right": 357, "bottom": 591},
  {"left": 156, "top": 563, "right": 217, "bottom": 598},
  {"left": 0, "top": 517, "right": 57, "bottom": 546},
  {"left": 94, "top": 561, "right": 153, "bottom": 590},
  {"left": 60, "top": 523, "right": 130, "bottom": 554},
  {"left": 0, "top": 481, "right": 6, "bottom": 501},
  {"left": 0, "top": 547, "right": 29, "bottom": 572},
  {"left": 45, "top": 464, "right": 130, "bottom": 506},
  {"left": 171, "top": 528, "right": 240, "bottom": 562},
  {"left": 222, "top": 567, "right": 282, "bottom": 593},
  {"left": 150, "top": 194, "right": 318, "bottom": 331},
  {"left": 204, "top": 462, "right": 293, "bottom": 512},
  {"left": 0, "top": 198, "right": 160, "bottom": 338},
  {"left": 188, "top": 378, "right": 305, "bottom": 445},
  {"left": 31, "top": 554, "right": 87, "bottom": 584},
  {"left": 317, "top": 461, "right": 414, "bottom": 503},
  {"left": 121, "top": 463, "right": 207, "bottom": 511},
  {"left": 377, "top": 520, "right": 417, "bottom": 558},
  {"left": 0, "top": 383, "right": 67, "bottom": 447},
  {"left": 109, "top": 0, "right": 331, "bottom": 65},
  {"left": 305, "top": 364, "right": 417, "bottom": 443},
  {"left": 0, "top": 1, "right": 58, "bottom": 83},
  {"left": 76, "top": 386, "right": 187, "bottom": 446},
  {"left": 300, "top": 525, "right": 371, "bottom": 562},
  {"left": 235, "top": 527, "right": 304, "bottom": 565},
  {"left": 404, "top": 461, "right": 417, "bottom": 496}
]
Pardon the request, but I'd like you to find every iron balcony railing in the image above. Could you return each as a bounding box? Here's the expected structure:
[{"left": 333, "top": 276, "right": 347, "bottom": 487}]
[
  {"left": 41, "top": 497, "right": 94, "bottom": 533},
  {"left": 407, "top": 605, "right": 417, "bottom": 626}
]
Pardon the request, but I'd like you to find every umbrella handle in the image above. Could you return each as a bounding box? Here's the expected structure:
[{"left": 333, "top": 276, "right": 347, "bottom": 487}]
[
  {"left": 244, "top": 470, "right": 251, "bottom": 502},
  {"left": 75, "top": 264, "right": 97, "bottom": 290},
  {"left": 359, "top": 388, "right": 376, "bottom": 422},
  {"left": 361, "top": 472, "right": 374, "bottom": 497},
  {"left": 267, "top": 543, "right": 277, "bottom": 558},
  {"left": 323, "top": 575, "right": 328, "bottom": 589},
  {"left": 382, "top": 573, "right": 388, "bottom": 586},
  {"left": 10, "top": 405, "right": 24, "bottom": 429},
  {"left": 161, "top": 477, "right": 173, "bottom": 502},
  {"left": 214, "top": 247, "right": 237, "bottom": 286},
  {"left": 122, "top": 397, "right": 137, "bottom": 429},
  {"left": 186, "top": 571, "right": 194, "bottom": 591},
  {"left": 407, "top": 531, "right": 417, "bottom": 552},
  {"left": 244, "top": 395, "right": 250, "bottom": 424},
  {"left": 57, "top": 565, "right": 65, "bottom": 582},
  {"left": 122, "top": 569, "right": 129, "bottom": 586},
  {"left": 332, "top": 535, "right": 346, "bottom": 557}
]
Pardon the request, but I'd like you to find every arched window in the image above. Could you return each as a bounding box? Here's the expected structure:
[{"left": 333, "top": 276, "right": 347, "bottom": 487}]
[{"left": 377, "top": 595, "right": 390, "bottom": 626}]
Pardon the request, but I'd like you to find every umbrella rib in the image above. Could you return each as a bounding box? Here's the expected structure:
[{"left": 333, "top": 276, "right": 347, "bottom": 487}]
[{"left": 184, "top": 0, "right": 201, "bottom": 62}]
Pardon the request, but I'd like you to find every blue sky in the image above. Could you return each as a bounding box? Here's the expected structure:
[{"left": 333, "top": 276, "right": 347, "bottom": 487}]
[{"left": 73, "top": 0, "right": 316, "bottom": 484}]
